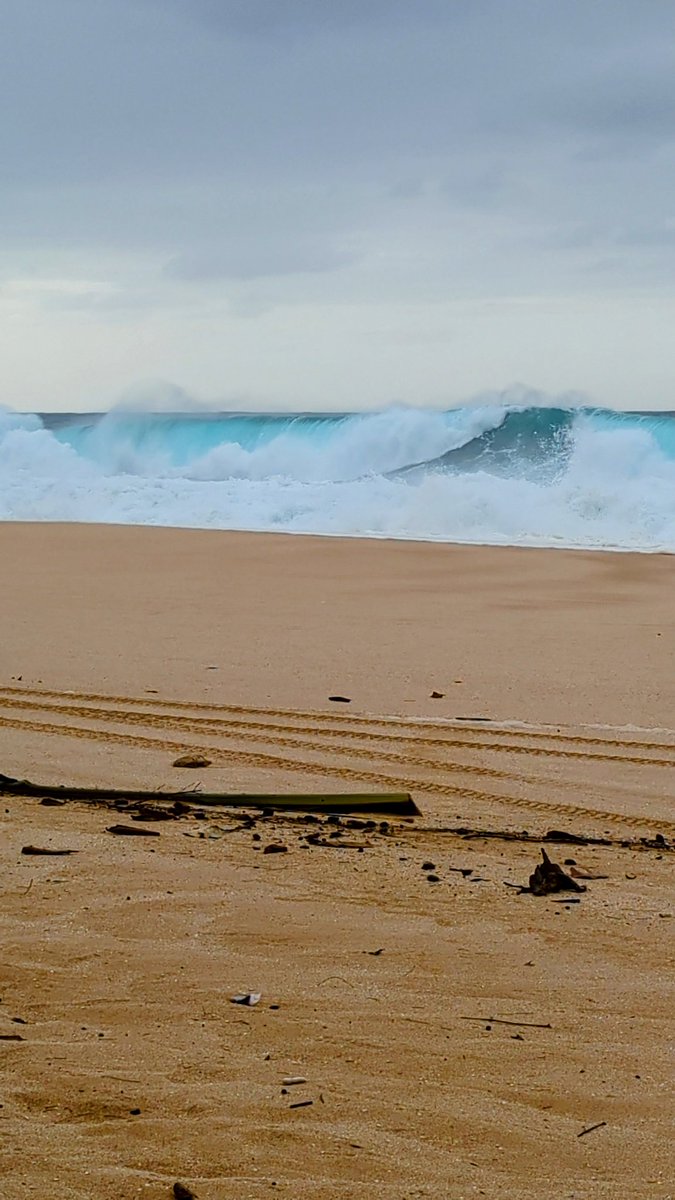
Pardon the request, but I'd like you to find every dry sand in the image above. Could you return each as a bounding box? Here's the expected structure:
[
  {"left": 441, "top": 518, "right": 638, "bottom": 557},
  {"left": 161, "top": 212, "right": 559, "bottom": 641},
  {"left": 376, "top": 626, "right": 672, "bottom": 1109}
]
[{"left": 1, "top": 523, "right": 673, "bottom": 1199}]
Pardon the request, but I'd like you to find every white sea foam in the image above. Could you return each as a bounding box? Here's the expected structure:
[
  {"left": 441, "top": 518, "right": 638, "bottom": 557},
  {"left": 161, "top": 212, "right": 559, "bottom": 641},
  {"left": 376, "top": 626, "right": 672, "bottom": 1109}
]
[{"left": 1, "top": 403, "right": 674, "bottom": 551}]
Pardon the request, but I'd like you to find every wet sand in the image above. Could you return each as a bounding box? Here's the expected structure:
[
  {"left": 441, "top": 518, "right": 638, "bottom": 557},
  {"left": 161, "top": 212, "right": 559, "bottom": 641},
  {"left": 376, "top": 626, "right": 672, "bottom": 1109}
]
[{"left": 1, "top": 523, "right": 674, "bottom": 1199}]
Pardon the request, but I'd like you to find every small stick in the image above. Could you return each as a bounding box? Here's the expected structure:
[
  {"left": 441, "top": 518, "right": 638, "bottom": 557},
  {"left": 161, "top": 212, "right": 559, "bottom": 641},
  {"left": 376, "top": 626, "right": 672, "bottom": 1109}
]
[
  {"left": 461, "top": 1016, "right": 552, "bottom": 1029},
  {"left": 578, "top": 1120, "right": 607, "bottom": 1139},
  {"left": 289, "top": 1099, "right": 313, "bottom": 1109}
]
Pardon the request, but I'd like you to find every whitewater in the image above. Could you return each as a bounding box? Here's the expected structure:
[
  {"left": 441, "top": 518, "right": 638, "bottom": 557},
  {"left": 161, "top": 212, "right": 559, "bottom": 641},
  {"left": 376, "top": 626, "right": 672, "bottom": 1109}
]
[{"left": 2, "top": 402, "right": 675, "bottom": 552}]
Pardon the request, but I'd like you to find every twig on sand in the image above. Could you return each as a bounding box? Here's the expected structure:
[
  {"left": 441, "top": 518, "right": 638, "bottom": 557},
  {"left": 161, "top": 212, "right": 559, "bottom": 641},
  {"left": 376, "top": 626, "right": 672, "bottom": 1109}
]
[
  {"left": 461, "top": 1016, "right": 552, "bottom": 1029},
  {"left": 578, "top": 1120, "right": 607, "bottom": 1138}
]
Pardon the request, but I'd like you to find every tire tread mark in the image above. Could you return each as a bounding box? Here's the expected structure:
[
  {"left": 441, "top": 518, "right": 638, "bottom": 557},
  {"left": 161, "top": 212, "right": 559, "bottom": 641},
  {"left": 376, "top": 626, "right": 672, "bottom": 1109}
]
[
  {"left": 1, "top": 684, "right": 675, "bottom": 755},
  {"left": 2, "top": 711, "right": 673, "bottom": 833},
  {"left": 0, "top": 692, "right": 673, "bottom": 771}
]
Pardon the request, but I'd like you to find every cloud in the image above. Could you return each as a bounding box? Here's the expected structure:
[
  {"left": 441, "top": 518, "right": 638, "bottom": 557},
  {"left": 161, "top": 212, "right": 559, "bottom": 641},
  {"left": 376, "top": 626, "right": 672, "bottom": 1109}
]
[
  {"left": 164, "top": 238, "right": 360, "bottom": 281},
  {"left": 2, "top": 0, "right": 675, "bottom": 409}
]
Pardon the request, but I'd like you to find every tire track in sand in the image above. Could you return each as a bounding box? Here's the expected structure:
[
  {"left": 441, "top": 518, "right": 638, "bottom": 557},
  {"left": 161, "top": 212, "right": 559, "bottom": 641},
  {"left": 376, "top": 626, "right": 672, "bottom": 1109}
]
[
  {"left": 1, "top": 693, "right": 674, "bottom": 833},
  {"left": 1, "top": 684, "right": 674, "bottom": 763}
]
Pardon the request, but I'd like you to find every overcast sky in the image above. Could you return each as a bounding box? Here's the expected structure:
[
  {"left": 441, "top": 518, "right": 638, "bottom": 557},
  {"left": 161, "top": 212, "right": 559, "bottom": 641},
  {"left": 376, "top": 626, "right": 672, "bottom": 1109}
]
[{"left": 2, "top": 0, "right": 675, "bottom": 412}]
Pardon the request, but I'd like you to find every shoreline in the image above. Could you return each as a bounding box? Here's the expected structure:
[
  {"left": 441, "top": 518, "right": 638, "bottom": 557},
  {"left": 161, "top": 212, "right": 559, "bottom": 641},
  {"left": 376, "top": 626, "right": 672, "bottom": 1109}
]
[{"left": 4, "top": 516, "right": 675, "bottom": 557}]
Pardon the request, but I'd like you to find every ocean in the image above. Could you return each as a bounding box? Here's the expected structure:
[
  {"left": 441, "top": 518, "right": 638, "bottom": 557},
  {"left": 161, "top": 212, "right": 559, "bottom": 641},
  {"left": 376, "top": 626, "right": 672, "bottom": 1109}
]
[{"left": 2, "top": 402, "right": 675, "bottom": 552}]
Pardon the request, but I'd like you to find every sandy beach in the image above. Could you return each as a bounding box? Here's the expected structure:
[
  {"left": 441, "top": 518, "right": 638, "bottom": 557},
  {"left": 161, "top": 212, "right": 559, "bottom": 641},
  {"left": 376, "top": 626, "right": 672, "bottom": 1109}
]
[{"left": 1, "top": 524, "right": 673, "bottom": 1199}]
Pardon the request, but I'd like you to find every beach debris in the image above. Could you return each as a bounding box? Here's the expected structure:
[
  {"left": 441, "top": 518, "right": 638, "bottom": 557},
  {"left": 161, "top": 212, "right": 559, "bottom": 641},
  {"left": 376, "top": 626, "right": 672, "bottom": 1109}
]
[
  {"left": 456, "top": 715, "right": 491, "bottom": 722},
  {"left": 289, "top": 1099, "right": 313, "bottom": 1109},
  {"left": 640, "top": 832, "right": 671, "bottom": 850},
  {"left": 328, "top": 695, "right": 351, "bottom": 703},
  {"left": 543, "top": 829, "right": 605, "bottom": 846},
  {"left": 422, "top": 861, "right": 436, "bottom": 870},
  {"left": 461, "top": 1016, "right": 552, "bottom": 1029},
  {"left": 365, "top": 948, "right": 385, "bottom": 956},
  {"left": 426, "top": 874, "right": 440, "bottom": 883},
  {"left": 0, "top": 774, "right": 419, "bottom": 815},
  {"left": 528, "top": 849, "right": 586, "bottom": 896},
  {"left": 0, "top": 1033, "right": 24, "bottom": 1041},
  {"left": 173, "top": 1184, "right": 197, "bottom": 1200},
  {"left": 454, "top": 825, "right": 613, "bottom": 847},
  {"left": 172, "top": 754, "right": 212, "bottom": 769},
  {"left": 132, "top": 805, "right": 176, "bottom": 822},
  {"left": 106, "top": 824, "right": 160, "bottom": 837},
  {"left": 263, "top": 843, "right": 288, "bottom": 855},
  {"left": 39, "top": 797, "right": 66, "bottom": 807},
  {"left": 569, "top": 865, "right": 609, "bottom": 880},
  {"left": 282, "top": 1076, "right": 307, "bottom": 1086},
  {"left": 577, "top": 1120, "right": 607, "bottom": 1139},
  {"left": 430, "top": 690, "right": 444, "bottom": 699},
  {"left": 20, "top": 845, "right": 77, "bottom": 856},
  {"left": 230, "top": 992, "right": 262, "bottom": 1006}
]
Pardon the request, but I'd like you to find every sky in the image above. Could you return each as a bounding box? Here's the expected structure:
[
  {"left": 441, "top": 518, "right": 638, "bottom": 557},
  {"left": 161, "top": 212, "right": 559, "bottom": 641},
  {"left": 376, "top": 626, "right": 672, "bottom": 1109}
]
[{"left": 2, "top": 0, "right": 675, "bottom": 412}]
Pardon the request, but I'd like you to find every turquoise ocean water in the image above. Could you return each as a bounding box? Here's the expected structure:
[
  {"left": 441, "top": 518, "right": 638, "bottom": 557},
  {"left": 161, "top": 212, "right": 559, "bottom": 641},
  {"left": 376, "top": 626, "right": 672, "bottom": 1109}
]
[{"left": 2, "top": 402, "right": 675, "bottom": 551}]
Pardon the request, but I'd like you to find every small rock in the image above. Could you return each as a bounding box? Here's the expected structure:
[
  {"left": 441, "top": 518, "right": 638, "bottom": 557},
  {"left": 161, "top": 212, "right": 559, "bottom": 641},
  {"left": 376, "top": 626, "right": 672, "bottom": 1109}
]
[
  {"left": 230, "top": 992, "right": 262, "bottom": 1006},
  {"left": 173, "top": 1184, "right": 197, "bottom": 1200},
  {"left": 426, "top": 874, "right": 440, "bottom": 883},
  {"left": 282, "top": 1076, "right": 307, "bottom": 1086},
  {"left": 172, "top": 754, "right": 212, "bottom": 769},
  {"left": 422, "top": 861, "right": 436, "bottom": 871},
  {"left": 263, "top": 843, "right": 288, "bottom": 855},
  {"left": 430, "top": 690, "right": 444, "bottom": 699},
  {"left": 328, "top": 695, "right": 351, "bottom": 703}
]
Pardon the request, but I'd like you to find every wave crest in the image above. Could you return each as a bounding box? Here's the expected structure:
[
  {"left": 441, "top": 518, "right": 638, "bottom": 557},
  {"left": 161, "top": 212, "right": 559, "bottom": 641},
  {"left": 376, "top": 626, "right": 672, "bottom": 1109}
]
[{"left": 2, "top": 402, "right": 675, "bottom": 551}]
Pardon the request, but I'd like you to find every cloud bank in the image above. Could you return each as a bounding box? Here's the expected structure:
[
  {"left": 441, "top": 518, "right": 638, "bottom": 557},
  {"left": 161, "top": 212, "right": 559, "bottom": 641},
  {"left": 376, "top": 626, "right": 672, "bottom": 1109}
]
[{"left": 2, "top": 0, "right": 675, "bottom": 410}]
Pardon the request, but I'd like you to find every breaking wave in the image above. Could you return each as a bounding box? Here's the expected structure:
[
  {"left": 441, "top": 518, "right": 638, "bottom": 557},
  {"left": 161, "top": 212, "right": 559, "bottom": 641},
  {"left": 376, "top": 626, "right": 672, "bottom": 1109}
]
[{"left": 2, "top": 401, "right": 675, "bottom": 551}]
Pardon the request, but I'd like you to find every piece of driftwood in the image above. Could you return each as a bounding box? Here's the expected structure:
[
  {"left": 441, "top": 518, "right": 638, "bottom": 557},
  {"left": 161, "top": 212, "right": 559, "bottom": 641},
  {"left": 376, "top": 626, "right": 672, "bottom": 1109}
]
[
  {"left": 0, "top": 774, "right": 417, "bottom": 816},
  {"left": 455, "top": 826, "right": 612, "bottom": 847},
  {"left": 529, "top": 849, "right": 586, "bottom": 895},
  {"left": 20, "top": 845, "right": 77, "bottom": 856},
  {"left": 578, "top": 1120, "right": 607, "bottom": 1139},
  {"left": 461, "top": 1016, "right": 552, "bottom": 1029},
  {"left": 106, "top": 824, "right": 161, "bottom": 837}
]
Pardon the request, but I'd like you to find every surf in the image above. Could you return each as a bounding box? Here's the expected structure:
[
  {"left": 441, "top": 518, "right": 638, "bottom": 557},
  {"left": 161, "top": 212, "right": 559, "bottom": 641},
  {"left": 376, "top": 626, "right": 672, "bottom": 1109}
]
[{"left": 2, "top": 401, "right": 675, "bottom": 551}]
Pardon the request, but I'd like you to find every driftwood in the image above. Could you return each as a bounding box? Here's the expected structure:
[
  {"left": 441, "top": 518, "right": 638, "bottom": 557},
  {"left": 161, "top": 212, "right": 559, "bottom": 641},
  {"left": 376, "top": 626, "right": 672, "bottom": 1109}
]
[
  {"left": 0, "top": 773, "right": 417, "bottom": 816},
  {"left": 20, "top": 845, "right": 77, "bottom": 856},
  {"left": 106, "top": 824, "right": 160, "bottom": 837},
  {"left": 578, "top": 1120, "right": 607, "bottom": 1139},
  {"left": 461, "top": 1016, "right": 552, "bottom": 1029},
  {"left": 529, "top": 849, "right": 586, "bottom": 895},
  {"left": 411, "top": 824, "right": 672, "bottom": 853}
]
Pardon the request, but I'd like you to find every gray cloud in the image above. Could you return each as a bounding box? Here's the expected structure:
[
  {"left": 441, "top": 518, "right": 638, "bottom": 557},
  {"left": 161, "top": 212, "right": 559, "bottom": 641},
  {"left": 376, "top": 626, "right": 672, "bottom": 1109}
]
[
  {"left": 2, "top": 0, "right": 675, "bottom": 408},
  {"left": 165, "top": 239, "right": 359, "bottom": 281}
]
